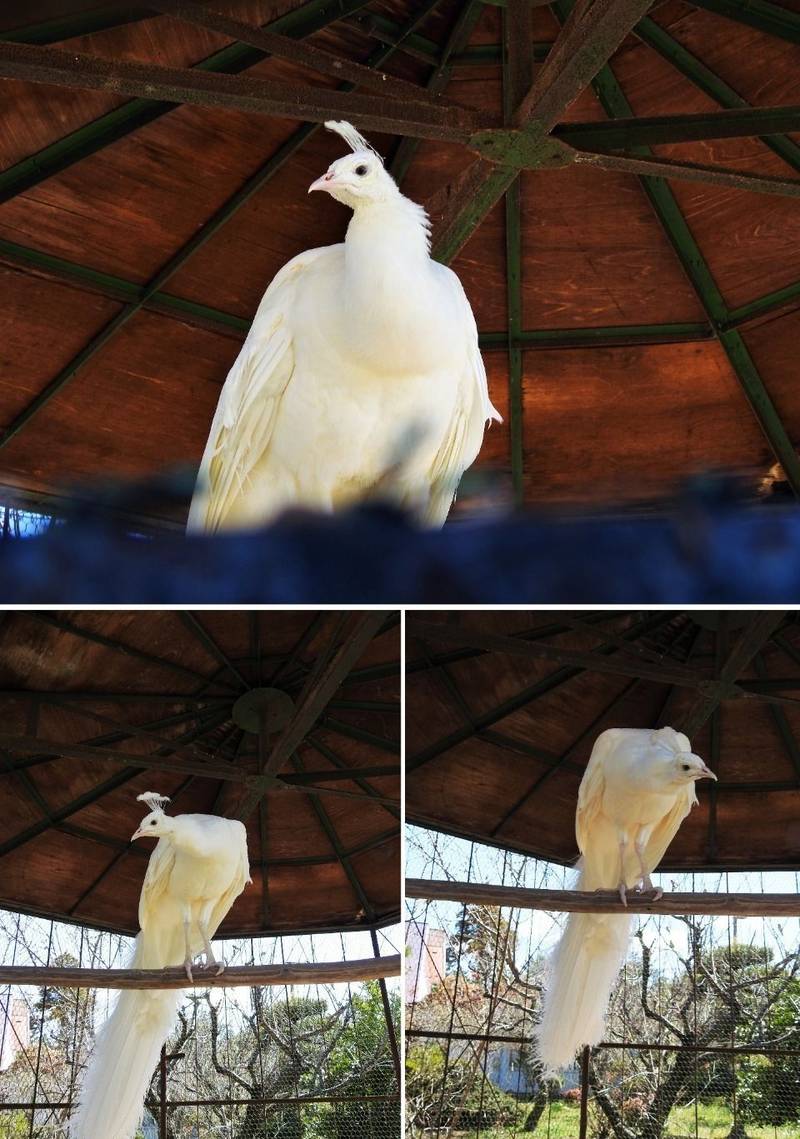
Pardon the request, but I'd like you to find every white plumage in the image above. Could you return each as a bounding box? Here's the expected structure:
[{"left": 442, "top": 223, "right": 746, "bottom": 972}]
[
  {"left": 535, "top": 727, "right": 716, "bottom": 1072},
  {"left": 70, "top": 793, "right": 251, "bottom": 1139},
  {"left": 188, "top": 120, "right": 500, "bottom": 533}
]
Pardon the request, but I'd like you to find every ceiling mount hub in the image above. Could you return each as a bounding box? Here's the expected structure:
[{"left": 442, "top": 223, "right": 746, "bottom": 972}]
[{"left": 232, "top": 687, "right": 295, "bottom": 734}]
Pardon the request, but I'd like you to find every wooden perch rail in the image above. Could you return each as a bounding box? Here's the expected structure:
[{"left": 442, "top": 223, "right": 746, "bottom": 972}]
[
  {"left": 406, "top": 879, "right": 800, "bottom": 917},
  {"left": 0, "top": 954, "right": 401, "bottom": 989}
]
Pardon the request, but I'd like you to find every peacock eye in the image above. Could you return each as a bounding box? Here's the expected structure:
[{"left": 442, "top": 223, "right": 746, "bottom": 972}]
[
  {"left": 681, "top": 764, "right": 691, "bottom": 771},
  {"left": 150, "top": 819, "right": 157, "bottom": 825},
  {"left": 355, "top": 164, "right": 368, "bottom": 176}
]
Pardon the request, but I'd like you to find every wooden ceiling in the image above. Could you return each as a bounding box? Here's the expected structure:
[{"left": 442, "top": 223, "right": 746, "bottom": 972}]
[
  {"left": 405, "top": 610, "right": 800, "bottom": 870},
  {"left": 1, "top": 1, "right": 800, "bottom": 525},
  {"left": 0, "top": 609, "right": 400, "bottom": 935}
]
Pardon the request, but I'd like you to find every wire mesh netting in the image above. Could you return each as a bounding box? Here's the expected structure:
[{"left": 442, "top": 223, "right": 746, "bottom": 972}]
[
  {"left": 0, "top": 913, "right": 400, "bottom": 1139},
  {"left": 406, "top": 826, "right": 800, "bottom": 1139}
]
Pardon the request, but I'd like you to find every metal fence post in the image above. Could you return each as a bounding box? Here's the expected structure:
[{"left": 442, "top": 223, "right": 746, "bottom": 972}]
[
  {"left": 579, "top": 1046, "right": 591, "bottom": 1139},
  {"left": 159, "top": 1044, "right": 167, "bottom": 1139}
]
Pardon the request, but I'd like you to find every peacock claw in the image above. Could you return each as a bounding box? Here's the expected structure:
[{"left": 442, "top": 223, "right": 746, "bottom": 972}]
[
  {"left": 617, "top": 881, "right": 628, "bottom": 906},
  {"left": 215, "top": 962, "right": 225, "bottom": 976},
  {"left": 184, "top": 959, "right": 194, "bottom": 983}
]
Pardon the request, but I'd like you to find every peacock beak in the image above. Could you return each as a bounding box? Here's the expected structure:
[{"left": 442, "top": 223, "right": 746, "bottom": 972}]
[
  {"left": 698, "top": 763, "right": 717, "bottom": 781},
  {"left": 308, "top": 172, "right": 336, "bottom": 194},
  {"left": 131, "top": 826, "right": 144, "bottom": 841}
]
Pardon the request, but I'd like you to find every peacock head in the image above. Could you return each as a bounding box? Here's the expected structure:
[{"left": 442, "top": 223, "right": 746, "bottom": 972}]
[
  {"left": 131, "top": 791, "right": 175, "bottom": 841},
  {"left": 308, "top": 121, "right": 398, "bottom": 208},
  {"left": 672, "top": 752, "right": 717, "bottom": 785}
]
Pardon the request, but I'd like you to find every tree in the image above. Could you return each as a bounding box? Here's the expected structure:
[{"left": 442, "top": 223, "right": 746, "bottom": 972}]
[
  {"left": 317, "top": 982, "right": 400, "bottom": 1139},
  {"left": 590, "top": 919, "right": 800, "bottom": 1139},
  {"left": 407, "top": 903, "right": 548, "bottom": 1136}
]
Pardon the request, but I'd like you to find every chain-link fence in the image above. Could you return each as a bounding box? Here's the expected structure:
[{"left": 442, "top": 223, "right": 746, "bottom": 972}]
[
  {"left": 406, "top": 827, "right": 800, "bottom": 1139},
  {"left": 0, "top": 913, "right": 400, "bottom": 1139}
]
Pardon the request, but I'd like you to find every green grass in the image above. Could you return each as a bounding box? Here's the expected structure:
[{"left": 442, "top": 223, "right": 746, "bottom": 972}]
[{"left": 460, "top": 1097, "right": 800, "bottom": 1139}]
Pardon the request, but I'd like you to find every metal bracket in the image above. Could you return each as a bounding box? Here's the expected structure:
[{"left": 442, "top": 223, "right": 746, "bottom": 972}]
[{"left": 468, "top": 125, "right": 575, "bottom": 168}]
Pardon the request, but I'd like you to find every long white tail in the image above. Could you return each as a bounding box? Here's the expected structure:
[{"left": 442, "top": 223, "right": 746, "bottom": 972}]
[
  {"left": 70, "top": 937, "right": 180, "bottom": 1139},
  {"left": 535, "top": 872, "right": 631, "bottom": 1073}
]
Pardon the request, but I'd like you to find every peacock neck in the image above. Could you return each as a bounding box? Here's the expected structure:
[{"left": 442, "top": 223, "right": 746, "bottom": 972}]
[{"left": 344, "top": 196, "right": 431, "bottom": 278}]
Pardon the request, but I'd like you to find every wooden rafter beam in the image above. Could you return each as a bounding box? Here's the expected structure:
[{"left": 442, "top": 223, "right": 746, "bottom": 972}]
[
  {"left": 0, "top": 732, "right": 252, "bottom": 781},
  {"left": 0, "top": 955, "right": 401, "bottom": 989},
  {"left": 430, "top": 0, "right": 654, "bottom": 261},
  {"left": 0, "top": 5, "right": 442, "bottom": 450},
  {"left": 675, "top": 612, "right": 787, "bottom": 738},
  {"left": 635, "top": 16, "right": 800, "bottom": 176},
  {"left": 0, "top": 42, "right": 482, "bottom": 141},
  {"left": 0, "top": 704, "right": 224, "bottom": 775},
  {"left": 515, "top": 0, "right": 654, "bottom": 128},
  {"left": 557, "top": 104, "right": 800, "bottom": 148},
  {"left": 0, "top": 0, "right": 375, "bottom": 205},
  {"left": 406, "top": 879, "right": 800, "bottom": 916},
  {"left": 153, "top": 0, "right": 438, "bottom": 102},
  {"left": 0, "top": 707, "right": 232, "bottom": 860},
  {"left": 691, "top": 0, "right": 800, "bottom": 45},
  {"left": 310, "top": 737, "right": 400, "bottom": 821},
  {"left": 179, "top": 612, "right": 249, "bottom": 690},
  {"left": 574, "top": 150, "right": 800, "bottom": 198},
  {"left": 234, "top": 611, "right": 392, "bottom": 820},
  {"left": 31, "top": 612, "right": 239, "bottom": 691},
  {"left": 489, "top": 678, "right": 641, "bottom": 836},
  {"left": 406, "top": 617, "right": 721, "bottom": 690},
  {"left": 291, "top": 751, "right": 374, "bottom": 918},
  {"left": 0, "top": 733, "right": 398, "bottom": 799},
  {"left": 569, "top": 12, "right": 800, "bottom": 500},
  {"left": 407, "top": 612, "right": 677, "bottom": 771},
  {"left": 389, "top": 0, "right": 485, "bottom": 183},
  {"left": 503, "top": 0, "right": 532, "bottom": 505}
]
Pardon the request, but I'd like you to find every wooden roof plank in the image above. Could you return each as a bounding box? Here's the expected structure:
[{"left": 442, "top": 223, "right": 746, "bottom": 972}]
[
  {"left": 0, "top": 0, "right": 375, "bottom": 204},
  {"left": 577, "top": 17, "right": 800, "bottom": 499}
]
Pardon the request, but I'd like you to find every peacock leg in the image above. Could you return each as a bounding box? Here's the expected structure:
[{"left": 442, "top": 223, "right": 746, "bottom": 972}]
[
  {"left": 198, "top": 914, "right": 224, "bottom": 976},
  {"left": 634, "top": 829, "right": 662, "bottom": 899},
  {"left": 616, "top": 836, "right": 629, "bottom": 905},
  {"left": 182, "top": 909, "right": 194, "bottom": 982}
]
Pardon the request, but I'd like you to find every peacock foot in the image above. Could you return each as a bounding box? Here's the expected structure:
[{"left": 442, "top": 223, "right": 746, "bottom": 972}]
[
  {"left": 183, "top": 957, "right": 194, "bottom": 983},
  {"left": 617, "top": 880, "right": 628, "bottom": 906},
  {"left": 635, "top": 875, "right": 663, "bottom": 900}
]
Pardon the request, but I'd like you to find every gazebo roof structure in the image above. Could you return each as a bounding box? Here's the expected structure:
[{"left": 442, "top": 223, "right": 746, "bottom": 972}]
[
  {"left": 405, "top": 609, "right": 800, "bottom": 871},
  {"left": 1, "top": 1, "right": 800, "bottom": 526},
  {"left": 0, "top": 608, "right": 401, "bottom": 936}
]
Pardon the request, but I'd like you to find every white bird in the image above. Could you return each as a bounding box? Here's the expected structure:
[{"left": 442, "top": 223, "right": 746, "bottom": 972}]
[
  {"left": 187, "top": 120, "right": 500, "bottom": 533},
  {"left": 70, "top": 793, "right": 251, "bottom": 1139},
  {"left": 535, "top": 727, "right": 716, "bottom": 1072}
]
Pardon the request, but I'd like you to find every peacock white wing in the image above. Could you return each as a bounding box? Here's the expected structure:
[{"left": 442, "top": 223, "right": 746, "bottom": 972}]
[
  {"left": 640, "top": 781, "right": 698, "bottom": 877},
  {"left": 137, "top": 836, "right": 176, "bottom": 932},
  {"left": 575, "top": 728, "right": 620, "bottom": 855},
  {"left": 187, "top": 247, "right": 331, "bottom": 533},
  {"left": 423, "top": 269, "right": 502, "bottom": 525},
  {"left": 206, "top": 825, "right": 252, "bottom": 939}
]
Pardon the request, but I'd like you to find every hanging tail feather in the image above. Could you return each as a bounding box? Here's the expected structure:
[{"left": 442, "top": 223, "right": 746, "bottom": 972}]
[
  {"left": 70, "top": 935, "right": 180, "bottom": 1139},
  {"left": 535, "top": 869, "right": 631, "bottom": 1073}
]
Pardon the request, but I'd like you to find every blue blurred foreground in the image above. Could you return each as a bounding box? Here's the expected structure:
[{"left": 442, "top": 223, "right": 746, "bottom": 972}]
[{"left": 0, "top": 484, "right": 798, "bottom": 602}]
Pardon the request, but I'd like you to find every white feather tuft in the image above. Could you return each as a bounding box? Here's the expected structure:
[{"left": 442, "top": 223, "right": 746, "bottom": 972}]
[
  {"left": 324, "top": 120, "right": 383, "bottom": 160},
  {"left": 136, "top": 791, "right": 171, "bottom": 814}
]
